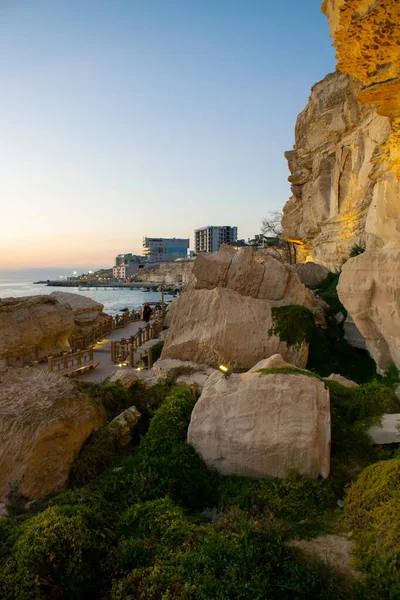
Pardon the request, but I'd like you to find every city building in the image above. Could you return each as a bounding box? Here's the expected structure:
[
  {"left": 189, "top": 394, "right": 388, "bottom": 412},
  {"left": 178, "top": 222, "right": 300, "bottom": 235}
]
[
  {"left": 143, "top": 237, "right": 189, "bottom": 263},
  {"left": 115, "top": 253, "right": 144, "bottom": 266},
  {"left": 112, "top": 263, "right": 140, "bottom": 279},
  {"left": 194, "top": 226, "right": 238, "bottom": 253}
]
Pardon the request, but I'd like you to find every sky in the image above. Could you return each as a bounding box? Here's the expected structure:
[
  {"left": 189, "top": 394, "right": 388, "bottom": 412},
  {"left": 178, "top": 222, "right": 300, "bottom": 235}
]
[{"left": 0, "top": 0, "right": 336, "bottom": 269}]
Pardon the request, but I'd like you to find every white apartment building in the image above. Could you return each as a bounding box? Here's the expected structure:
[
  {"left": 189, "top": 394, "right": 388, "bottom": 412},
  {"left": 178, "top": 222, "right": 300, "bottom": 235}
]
[{"left": 194, "top": 226, "right": 238, "bottom": 253}]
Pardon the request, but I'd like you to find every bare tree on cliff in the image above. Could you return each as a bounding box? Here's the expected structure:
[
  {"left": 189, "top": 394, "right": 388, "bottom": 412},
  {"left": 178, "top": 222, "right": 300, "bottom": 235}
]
[{"left": 260, "top": 211, "right": 296, "bottom": 265}]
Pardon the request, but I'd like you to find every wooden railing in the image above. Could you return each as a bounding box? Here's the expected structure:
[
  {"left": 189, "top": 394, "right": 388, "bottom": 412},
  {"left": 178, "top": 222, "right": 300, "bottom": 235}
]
[
  {"left": 41, "top": 347, "right": 98, "bottom": 375},
  {"left": 111, "top": 311, "right": 165, "bottom": 369}
]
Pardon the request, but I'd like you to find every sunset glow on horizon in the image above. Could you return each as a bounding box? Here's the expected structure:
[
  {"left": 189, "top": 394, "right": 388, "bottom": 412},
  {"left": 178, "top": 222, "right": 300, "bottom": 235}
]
[{"left": 1, "top": 0, "right": 335, "bottom": 269}]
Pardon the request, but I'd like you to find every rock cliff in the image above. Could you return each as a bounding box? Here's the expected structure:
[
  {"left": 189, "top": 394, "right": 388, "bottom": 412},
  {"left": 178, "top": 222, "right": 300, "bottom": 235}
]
[
  {"left": 0, "top": 295, "right": 74, "bottom": 364},
  {"left": 0, "top": 368, "right": 107, "bottom": 503},
  {"left": 161, "top": 245, "right": 324, "bottom": 369},
  {"left": 135, "top": 261, "right": 194, "bottom": 286},
  {"left": 282, "top": 71, "right": 392, "bottom": 269},
  {"left": 321, "top": 0, "right": 400, "bottom": 370},
  {"left": 50, "top": 291, "right": 111, "bottom": 337}
]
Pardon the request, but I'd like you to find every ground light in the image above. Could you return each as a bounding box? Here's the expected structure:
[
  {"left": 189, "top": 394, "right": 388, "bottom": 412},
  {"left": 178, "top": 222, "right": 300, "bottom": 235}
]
[{"left": 218, "top": 364, "right": 231, "bottom": 378}]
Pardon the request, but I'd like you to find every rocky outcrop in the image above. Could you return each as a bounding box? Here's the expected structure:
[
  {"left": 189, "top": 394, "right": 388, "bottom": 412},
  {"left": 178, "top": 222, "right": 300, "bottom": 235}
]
[
  {"left": 50, "top": 291, "right": 111, "bottom": 337},
  {"left": 187, "top": 355, "right": 331, "bottom": 479},
  {"left": 338, "top": 250, "right": 400, "bottom": 370},
  {"left": 106, "top": 406, "right": 141, "bottom": 447},
  {"left": 320, "top": 1, "right": 400, "bottom": 370},
  {"left": 135, "top": 261, "right": 194, "bottom": 286},
  {"left": 153, "top": 358, "right": 215, "bottom": 391},
  {"left": 293, "top": 262, "right": 329, "bottom": 288},
  {"left": 0, "top": 368, "right": 107, "bottom": 504},
  {"left": 282, "top": 71, "right": 393, "bottom": 270},
  {"left": 161, "top": 246, "right": 324, "bottom": 369},
  {"left": 326, "top": 373, "right": 358, "bottom": 388},
  {"left": 0, "top": 295, "right": 75, "bottom": 364}
]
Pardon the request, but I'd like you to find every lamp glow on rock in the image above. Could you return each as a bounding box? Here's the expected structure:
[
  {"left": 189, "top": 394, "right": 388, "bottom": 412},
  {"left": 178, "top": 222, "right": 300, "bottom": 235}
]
[{"left": 218, "top": 364, "right": 231, "bottom": 378}]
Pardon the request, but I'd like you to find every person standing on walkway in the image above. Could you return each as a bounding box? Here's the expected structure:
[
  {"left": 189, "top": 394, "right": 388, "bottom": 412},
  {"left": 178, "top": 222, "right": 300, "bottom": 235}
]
[{"left": 143, "top": 303, "right": 152, "bottom": 323}]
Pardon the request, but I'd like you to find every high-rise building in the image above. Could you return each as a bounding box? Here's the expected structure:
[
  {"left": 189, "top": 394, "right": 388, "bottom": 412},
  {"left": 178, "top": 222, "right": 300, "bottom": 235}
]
[
  {"left": 194, "top": 226, "right": 238, "bottom": 253},
  {"left": 143, "top": 237, "right": 190, "bottom": 263}
]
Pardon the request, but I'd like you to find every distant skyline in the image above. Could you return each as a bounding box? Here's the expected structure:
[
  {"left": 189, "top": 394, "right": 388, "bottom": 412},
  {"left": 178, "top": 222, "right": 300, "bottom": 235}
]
[{"left": 1, "top": 0, "right": 335, "bottom": 268}]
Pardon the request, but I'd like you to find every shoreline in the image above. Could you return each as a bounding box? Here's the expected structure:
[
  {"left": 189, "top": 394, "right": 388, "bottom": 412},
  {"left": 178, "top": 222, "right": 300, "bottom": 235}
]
[{"left": 34, "top": 280, "right": 182, "bottom": 292}]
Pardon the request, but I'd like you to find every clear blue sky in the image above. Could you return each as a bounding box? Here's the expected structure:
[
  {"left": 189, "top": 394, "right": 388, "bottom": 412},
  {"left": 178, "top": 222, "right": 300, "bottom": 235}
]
[{"left": 0, "top": 0, "right": 335, "bottom": 268}]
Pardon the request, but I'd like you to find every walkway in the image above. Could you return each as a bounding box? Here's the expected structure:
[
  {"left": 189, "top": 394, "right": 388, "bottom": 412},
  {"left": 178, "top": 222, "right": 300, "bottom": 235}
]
[{"left": 73, "top": 320, "right": 159, "bottom": 383}]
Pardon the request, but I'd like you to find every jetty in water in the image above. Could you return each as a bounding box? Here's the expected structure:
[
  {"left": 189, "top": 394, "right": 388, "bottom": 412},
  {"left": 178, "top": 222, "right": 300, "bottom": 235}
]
[{"left": 33, "top": 280, "right": 181, "bottom": 291}]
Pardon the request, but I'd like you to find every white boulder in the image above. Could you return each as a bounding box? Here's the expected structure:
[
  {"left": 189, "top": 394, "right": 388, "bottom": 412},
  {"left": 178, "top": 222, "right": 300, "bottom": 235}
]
[{"left": 188, "top": 356, "right": 331, "bottom": 479}]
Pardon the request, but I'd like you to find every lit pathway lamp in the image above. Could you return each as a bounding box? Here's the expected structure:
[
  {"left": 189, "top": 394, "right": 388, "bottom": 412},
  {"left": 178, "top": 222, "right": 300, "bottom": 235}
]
[{"left": 218, "top": 364, "right": 231, "bottom": 379}]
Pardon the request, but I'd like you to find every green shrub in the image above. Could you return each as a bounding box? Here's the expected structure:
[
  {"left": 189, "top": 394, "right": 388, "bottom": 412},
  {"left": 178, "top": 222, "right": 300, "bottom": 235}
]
[
  {"left": 150, "top": 340, "right": 164, "bottom": 363},
  {"left": 70, "top": 426, "right": 123, "bottom": 487},
  {"left": 349, "top": 243, "right": 366, "bottom": 257},
  {"left": 111, "top": 509, "right": 351, "bottom": 600},
  {"left": 217, "top": 470, "right": 335, "bottom": 522},
  {"left": 77, "top": 380, "right": 134, "bottom": 419},
  {"left": 344, "top": 460, "right": 400, "bottom": 598},
  {"left": 269, "top": 305, "right": 316, "bottom": 349},
  {"left": 312, "top": 272, "right": 345, "bottom": 314},
  {"left": 0, "top": 505, "right": 105, "bottom": 600}
]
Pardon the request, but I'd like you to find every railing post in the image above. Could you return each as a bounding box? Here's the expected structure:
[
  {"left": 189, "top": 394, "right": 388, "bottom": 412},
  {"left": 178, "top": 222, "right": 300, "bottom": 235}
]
[
  {"left": 89, "top": 347, "right": 94, "bottom": 361},
  {"left": 145, "top": 324, "right": 150, "bottom": 341},
  {"left": 129, "top": 344, "right": 134, "bottom": 367},
  {"left": 111, "top": 341, "right": 116, "bottom": 362},
  {"left": 63, "top": 352, "right": 69, "bottom": 370},
  {"left": 48, "top": 356, "right": 54, "bottom": 372},
  {"left": 147, "top": 346, "right": 153, "bottom": 369},
  {"left": 138, "top": 328, "right": 143, "bottom": 346},
  {"left": 32, "top": 361, "right": 39, "bottom": 369},
  {"left": 77, "top": 349, "right": 82, "bottom": 365}
]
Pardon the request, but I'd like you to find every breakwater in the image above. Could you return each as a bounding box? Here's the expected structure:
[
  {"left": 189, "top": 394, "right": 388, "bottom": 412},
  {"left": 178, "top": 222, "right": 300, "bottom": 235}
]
[{"left": 35, "top": 280, "right": 181, "bottom": 291}]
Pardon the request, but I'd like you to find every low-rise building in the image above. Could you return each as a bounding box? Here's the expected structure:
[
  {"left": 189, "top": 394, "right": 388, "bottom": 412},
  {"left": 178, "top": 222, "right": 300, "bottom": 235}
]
[
  {"left": 143, "top": 237, "right": 189, "bottom": 263},
  {"left": 112, "top": 263, "right": 140, "bottom": 279},
  {"left": 194, "top": 226, "right": 238, "bottom": 253}
]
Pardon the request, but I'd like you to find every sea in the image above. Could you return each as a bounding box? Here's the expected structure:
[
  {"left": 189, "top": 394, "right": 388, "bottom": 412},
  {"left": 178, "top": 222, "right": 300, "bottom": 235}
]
[{"left": 0, "top": 268, "right": 174, "bottom": 316}]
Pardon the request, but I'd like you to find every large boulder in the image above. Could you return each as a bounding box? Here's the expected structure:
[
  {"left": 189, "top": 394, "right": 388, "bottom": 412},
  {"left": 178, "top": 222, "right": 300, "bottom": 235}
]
[
  {"left": 161, "top": 287, "right": 308, "bottom": 369},
  {"left": 153, "top": 358, "right": 215, "bottom": 391},
  {"left": 106, "top": 406, "right": 141, "bottom": 447},
  {"left": 50, "top": 291, "right": 111, "bottom": 336},
  {"left": 187, "top": 356, "right": 331, "bottom": 479},
  {"left": 293, "top": 263, "right": 329, "bottom": 288},
  {"left": 161, "top": 246, "right": 323, "bottom": 370},
  {"left": 0, "top": 368, "right": 107, "bottom": 504},
  {"left": 338, "top": 250, "right": 400, "bottom": 370},
  {"left": 0, "top": 295, "right": 74, "bottom": 364}
]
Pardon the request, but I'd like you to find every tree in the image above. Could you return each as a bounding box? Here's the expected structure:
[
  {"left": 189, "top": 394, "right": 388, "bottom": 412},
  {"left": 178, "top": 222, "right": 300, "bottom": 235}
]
[{"left": 260, "top": 211, "right": 296, "bottom": 265}]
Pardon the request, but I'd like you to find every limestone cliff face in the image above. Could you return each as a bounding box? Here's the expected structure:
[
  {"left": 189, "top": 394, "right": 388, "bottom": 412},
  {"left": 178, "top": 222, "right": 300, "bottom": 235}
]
[
  {"left": 321, "top": 0, "right": 400, "bottom": 370},
  {"left": 282, "top": 71, "right": 392, "bottom": 269},
  {"left": 135, "top": 261, "right": 193, "bottom": 286}
]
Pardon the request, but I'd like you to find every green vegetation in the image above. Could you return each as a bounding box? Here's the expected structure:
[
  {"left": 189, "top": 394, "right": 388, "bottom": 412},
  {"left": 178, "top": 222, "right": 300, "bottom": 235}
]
[
  {"left": 269, "top": 305, "right": 316, "bottom": 349},
  {"left": 1, "top": 334, "right": 400, "bottom": 598},
  {"left": 344, "top": 460, "right": 400, "bottom": 598},
  {"left": 150, "top": 340, "right": 165, "bottom": 363},
  {"left": 349, "top": 243, "right": 366, "bottom": 258}
]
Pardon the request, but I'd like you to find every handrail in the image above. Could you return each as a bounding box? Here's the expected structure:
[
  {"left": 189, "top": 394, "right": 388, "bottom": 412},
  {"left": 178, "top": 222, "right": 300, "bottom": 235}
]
[
  {"left": 46, "top": 347, "right": 95, "bottom": 373},
  {"left": 111, "top": 309, "right": 166, "bottom": 369}
]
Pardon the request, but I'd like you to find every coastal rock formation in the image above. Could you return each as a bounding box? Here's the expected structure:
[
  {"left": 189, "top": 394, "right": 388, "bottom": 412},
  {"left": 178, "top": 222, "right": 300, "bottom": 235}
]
[
  {"left": 338, "top": 250, "right": 400, "bottom": 370},
  {"left": 161, "top": 246, "right": 323, "bottom": 369},
  {"left": 153, "top": 358, "right": 215, "bottom": 391},
  {"left": 321, "top": 0, "right": 400, "bottom": 370},
  {"left": 0, "top": 295, "right": 74, "bottom": 364},
  {"left": 135, "top": 261, "right": 194, "bottom": 287},
  {"left": 187, "top": 355, "right": 331, "bottom": 479},
  {"left": 292, "top": 262, "right": 329, "bottom": 288},
  {"left": 106, "top": 406, "right": 141, "bottom": 447},
  {"left": 282, "top": 71, "right": 392, "bottom": 269},
  {"left": 50, "top": 291, "right": 111, "bottom": 337},
  {"left": 0, "top": 368, "right": 107, "bottom": 503}
]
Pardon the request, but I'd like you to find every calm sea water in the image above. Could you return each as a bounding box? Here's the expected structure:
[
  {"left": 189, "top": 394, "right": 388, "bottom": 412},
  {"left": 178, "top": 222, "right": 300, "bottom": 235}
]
[{"left": 0, "top": 269, "right": 174, "bottom": 316}]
